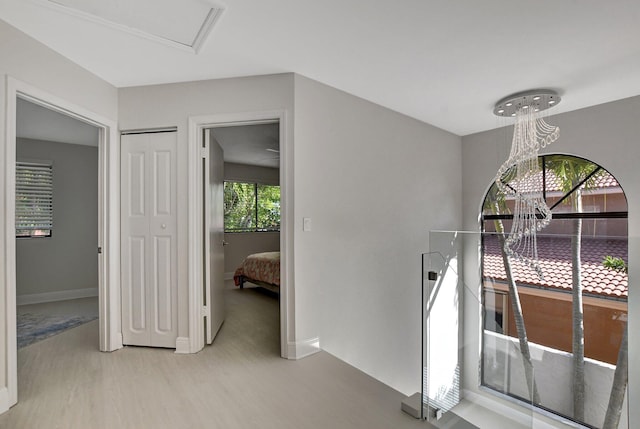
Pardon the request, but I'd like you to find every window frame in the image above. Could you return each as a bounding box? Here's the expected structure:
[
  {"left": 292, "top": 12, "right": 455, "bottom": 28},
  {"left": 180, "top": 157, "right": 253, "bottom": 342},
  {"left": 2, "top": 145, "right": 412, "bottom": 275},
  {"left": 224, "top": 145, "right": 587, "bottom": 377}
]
[
  {"left": 479, "top": 154, "right": 628, "bottom": 427},
  {"left": 482, "top": 154, "right": 628, "bottom": 222},
  {"left": 223, "top": 180, "right": 281, "bottom": 233}
]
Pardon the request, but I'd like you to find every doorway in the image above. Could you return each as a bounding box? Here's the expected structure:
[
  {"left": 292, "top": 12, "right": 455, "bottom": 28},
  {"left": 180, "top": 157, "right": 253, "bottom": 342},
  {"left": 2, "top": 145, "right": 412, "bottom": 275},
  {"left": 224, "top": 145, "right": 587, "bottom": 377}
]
[
  {"left": 206, "top": 122, "right": 281, "bottom": 352},
  {"left": 4, "top": 77, "right": 120, "bottom": 409},
  {"left": 15, "top": 98, "right": 100, "bottom": 349},
  {"left": 187, "top": 111, "right": 291, "bottom": 357}
]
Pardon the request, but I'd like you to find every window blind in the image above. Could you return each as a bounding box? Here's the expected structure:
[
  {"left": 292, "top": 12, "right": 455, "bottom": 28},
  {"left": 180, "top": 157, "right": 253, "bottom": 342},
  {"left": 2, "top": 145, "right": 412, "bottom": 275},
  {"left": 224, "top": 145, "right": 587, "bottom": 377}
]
[{"left": 16, "top": 161, "right": 53, "bottom": 238}]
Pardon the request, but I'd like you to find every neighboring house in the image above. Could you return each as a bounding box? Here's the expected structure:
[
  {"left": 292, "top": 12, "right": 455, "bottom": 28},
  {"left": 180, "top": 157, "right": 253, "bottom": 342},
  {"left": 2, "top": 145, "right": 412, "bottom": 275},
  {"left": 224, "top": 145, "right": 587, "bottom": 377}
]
[{"left": 483, "top": 234, "right": 627, "bottom": 364}]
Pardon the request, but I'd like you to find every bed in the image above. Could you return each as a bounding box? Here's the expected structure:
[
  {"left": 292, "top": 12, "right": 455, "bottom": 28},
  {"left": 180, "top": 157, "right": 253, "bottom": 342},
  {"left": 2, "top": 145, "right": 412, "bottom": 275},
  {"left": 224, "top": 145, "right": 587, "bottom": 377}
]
[{"left": 233, "top": 251, "right": 280, "bottom": 293}]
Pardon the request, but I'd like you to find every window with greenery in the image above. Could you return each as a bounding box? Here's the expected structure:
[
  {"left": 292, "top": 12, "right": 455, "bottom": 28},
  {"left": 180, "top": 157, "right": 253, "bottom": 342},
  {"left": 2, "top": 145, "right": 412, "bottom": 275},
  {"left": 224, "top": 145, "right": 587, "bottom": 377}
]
[
  {"left": 224, "top": 181, "right": 280, "bottom": 232},
  {"left": 16, "top": 161, "right": 53, "bottom": 238},
  {"left": 481, "top": 154, "right": 628, "bottom": 429}
]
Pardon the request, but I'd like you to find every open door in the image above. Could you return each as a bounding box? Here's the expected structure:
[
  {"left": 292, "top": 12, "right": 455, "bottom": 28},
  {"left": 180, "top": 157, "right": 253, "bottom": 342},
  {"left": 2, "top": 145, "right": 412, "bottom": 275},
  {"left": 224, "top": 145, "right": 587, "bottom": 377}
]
[{"left": 204, "top": 129, "right": 225, "bottom": 344}]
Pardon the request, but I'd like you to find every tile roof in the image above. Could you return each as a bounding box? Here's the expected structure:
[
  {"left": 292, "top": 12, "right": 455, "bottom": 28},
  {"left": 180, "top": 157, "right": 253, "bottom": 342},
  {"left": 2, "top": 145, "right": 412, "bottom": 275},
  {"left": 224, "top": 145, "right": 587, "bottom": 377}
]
[
  {"left": 506, "top": 168, "right": 619, "bottom": 195},
  {"left": 483, "top": 235, "right": 628, "bottom": 299}
]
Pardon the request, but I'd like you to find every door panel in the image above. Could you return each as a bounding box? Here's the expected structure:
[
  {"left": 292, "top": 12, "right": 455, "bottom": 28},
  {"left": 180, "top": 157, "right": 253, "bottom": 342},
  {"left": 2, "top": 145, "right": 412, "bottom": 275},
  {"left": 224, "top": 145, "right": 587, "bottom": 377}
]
[
  {"left": 128, "top": 236, "right": 146, "bottom": 332},
  {"left": 153, "top": 150, "right": 172, "bottom": 215},
  {"left": 121, "top": 131, "right": 178, "bottom": 348},
  {"left": 154, "top": 236, "right": 173, "bottom": 333},
  {"left": 128, "top": 152, "right": 146, "bottom": 216}
]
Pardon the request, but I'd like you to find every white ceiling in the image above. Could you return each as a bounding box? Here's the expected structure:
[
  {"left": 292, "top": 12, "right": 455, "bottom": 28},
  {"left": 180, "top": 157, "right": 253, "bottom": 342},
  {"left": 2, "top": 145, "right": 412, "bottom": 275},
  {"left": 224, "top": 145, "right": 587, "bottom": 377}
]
[
  {"left": 2, "top": 0, "right": 640, "bottom": 136},
  {"left": 211, "top": 123, "right": 279, "bottom": 169},
  {"left": 16, "top": 98, "right": 99, "bottom": 146}
]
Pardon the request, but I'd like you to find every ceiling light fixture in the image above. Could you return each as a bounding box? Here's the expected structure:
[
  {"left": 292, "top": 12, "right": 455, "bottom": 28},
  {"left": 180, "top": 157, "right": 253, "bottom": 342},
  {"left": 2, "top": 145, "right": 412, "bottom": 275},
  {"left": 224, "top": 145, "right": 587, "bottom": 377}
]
[{"left": 492, "top": 89, "right": 562, "bottom": 278}]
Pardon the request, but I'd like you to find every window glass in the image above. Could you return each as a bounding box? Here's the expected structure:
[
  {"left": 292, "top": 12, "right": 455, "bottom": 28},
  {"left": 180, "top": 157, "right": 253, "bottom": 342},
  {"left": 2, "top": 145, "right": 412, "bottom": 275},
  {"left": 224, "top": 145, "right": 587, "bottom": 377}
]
[
  {"left": 256, "top": 184, "right": 280, "bottom": 231},
  {"left": 481, "top": 155, "right": 628, "bottom": 428},
  {"left": 16, "top": 161, "right": 53, "bottom": 238},
  {"left": 224, "top": 182, "right": 256, "bottom": 232},
  {"left": 224, "top": 181, "right": 280, "bottom": 232}
]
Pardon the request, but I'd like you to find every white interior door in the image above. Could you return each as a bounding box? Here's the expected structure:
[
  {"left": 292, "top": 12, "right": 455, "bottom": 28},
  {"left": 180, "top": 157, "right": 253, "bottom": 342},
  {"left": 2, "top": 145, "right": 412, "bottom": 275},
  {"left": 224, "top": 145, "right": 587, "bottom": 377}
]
[
  {"left": 205, "top": 130, "right": 225, "bottom": 344},
  {"left": 121, "top": 131, "right": 178, "bottom": 348}
]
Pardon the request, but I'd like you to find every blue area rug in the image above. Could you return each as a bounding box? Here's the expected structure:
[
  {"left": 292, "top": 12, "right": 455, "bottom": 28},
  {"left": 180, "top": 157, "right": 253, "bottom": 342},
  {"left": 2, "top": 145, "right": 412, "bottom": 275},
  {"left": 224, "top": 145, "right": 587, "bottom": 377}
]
[{"left": 18, "top": 313, "right": 97, "bottom": 349}]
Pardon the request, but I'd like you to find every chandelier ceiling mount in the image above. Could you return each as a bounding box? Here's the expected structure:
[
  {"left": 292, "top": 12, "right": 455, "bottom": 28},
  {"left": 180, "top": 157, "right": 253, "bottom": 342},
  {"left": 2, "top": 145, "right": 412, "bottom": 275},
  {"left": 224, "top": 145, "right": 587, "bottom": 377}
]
[{"left": 493, "top": 89, "right": 561, "bottom": 117}]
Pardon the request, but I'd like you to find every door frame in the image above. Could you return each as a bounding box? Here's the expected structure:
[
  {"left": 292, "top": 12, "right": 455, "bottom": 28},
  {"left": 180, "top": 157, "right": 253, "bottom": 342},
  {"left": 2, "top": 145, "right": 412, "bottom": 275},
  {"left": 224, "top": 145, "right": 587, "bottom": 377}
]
[
  {"left": 187, "top": 110, "right": 293, "bottom": 358},
  {"left": 3, "top": 77, "right": 122, "bottom": 409}
]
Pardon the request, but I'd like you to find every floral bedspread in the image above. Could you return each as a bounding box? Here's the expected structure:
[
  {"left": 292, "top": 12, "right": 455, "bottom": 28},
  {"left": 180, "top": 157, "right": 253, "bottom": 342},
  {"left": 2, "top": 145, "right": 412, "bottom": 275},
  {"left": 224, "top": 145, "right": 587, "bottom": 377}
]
[{"left": 233, "top": 251, "right": 280, "bottom": 287}]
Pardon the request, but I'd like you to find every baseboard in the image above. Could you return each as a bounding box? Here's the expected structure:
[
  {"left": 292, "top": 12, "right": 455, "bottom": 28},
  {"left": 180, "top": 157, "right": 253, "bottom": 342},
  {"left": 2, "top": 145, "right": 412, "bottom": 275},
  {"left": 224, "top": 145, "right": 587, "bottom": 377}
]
[
  {"left": 401, "top": 392, "right": 423, "bottom": 419},
  {"left": 224, "top": 271, "right": 234, "bottom": 280},
  {"left": 287, "top": 337, "right": 321, "bottom": 360},
  {"left": 17, "top": 287, "right": 99, "bottom": 306},
  {"left": 0, "top": 386, "right": 10, "bottom": 414},
  {"left": 175, "top": 337, "right": 190, "bottom": 354}
]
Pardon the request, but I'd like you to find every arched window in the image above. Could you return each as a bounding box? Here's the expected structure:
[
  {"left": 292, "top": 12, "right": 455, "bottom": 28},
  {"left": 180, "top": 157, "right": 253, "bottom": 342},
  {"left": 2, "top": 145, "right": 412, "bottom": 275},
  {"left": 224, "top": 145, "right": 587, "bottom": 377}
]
[{"left": 481, "top": 154, "right": 628, "bottom": 428}]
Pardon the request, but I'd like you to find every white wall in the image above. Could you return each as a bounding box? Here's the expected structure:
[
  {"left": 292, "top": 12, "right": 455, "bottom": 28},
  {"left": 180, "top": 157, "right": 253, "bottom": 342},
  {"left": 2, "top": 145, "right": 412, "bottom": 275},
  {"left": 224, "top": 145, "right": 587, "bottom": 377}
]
[
  {"left": 461, "top": 96, "right": 640, "bottom": 427},
  {"left": 484, "top": 331, "right": 628, "bottom": 429},
  {"left": 16, "top": 138, "right": 98, "bottom": 300},
  {"left": 0, "top": 19, "right": 117, "bottom": 409},
  {"left": 223, "top": 162, "right": 280, "bottom": 275},
  {"left": 118, "top": 74, "right": 295, "bottom": 341},
  {"left": 224, "top": 232, "right": 280, "bottom": 277},
  {"left": 120, "top": 73, "right": 463, "bottom": 396},
  {"left": 293, "top": 75, "right": 462, "bottom": 395},
  {"left": 225, "top": 162, "right": 279, "bottom": 185}
]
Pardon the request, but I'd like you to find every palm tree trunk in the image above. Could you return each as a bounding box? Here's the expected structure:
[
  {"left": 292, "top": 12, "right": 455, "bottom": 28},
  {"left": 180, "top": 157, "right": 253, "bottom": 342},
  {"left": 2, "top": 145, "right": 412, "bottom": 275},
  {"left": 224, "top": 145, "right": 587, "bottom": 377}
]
[
  {"left": 498, "top": 234, "right": 541, "bottom": 404},
  {"left": 603, "top": 322, "right": 628, "bottom": 429},
  {"left": 572, "top": 198, "right": 585, "bottom": 421},
  {"left": 492, "top": 213, "right": 540, "bottom": 404}
]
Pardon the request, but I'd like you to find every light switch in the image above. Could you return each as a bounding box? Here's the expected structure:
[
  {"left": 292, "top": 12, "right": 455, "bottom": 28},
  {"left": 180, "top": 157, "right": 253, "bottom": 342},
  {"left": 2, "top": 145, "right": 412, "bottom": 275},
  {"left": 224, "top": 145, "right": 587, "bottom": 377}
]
[{"left": 303, "top": 217, "right": 312, "bottom": 232}]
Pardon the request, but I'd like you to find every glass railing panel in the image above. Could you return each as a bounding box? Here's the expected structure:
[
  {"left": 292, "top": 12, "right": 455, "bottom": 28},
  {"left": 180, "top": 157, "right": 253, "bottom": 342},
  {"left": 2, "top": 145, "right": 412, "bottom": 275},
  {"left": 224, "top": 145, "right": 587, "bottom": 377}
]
[
  {"left": 423, "top": 230, "right": 532, "bottom": 428},
  {"left": 423, "top": 230, "right": 533, "bottom": 428},
  {"left": 422, "top": 230, "right": 629, "bottom": 429},
  {"left": 421, "top": 236, "right": 462, "bottom": 420}
]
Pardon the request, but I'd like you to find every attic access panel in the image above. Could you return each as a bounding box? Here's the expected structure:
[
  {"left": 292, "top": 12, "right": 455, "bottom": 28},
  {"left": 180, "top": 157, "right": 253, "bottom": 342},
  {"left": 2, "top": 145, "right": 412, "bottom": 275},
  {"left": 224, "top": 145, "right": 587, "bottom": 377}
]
[{"left": 46, "top": 0, "right": 223, "bottom": 52}]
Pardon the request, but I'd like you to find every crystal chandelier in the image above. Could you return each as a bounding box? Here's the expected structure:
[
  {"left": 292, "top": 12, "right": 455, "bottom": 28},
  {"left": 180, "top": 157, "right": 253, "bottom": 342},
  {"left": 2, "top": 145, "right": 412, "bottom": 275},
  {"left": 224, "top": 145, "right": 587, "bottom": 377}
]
[{"left": 493, "top": 90, "right": 561, "bottom": 278}]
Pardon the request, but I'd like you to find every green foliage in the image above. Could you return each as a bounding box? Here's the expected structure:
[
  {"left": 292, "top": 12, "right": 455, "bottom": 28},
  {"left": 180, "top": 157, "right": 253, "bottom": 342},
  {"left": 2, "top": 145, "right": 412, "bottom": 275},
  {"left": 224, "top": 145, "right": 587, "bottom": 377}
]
[
  {"left": 257, "top": 185, "right": 281, "bottom": 230},
  {"left": 224, "top": 181, "right": 280, "bottom": 232},
  {"left": 545, "top": 155, "right": 598, "bottom": 188},
  {"left": 224, "top": 182, "right": 255, "bottom": 231},
  {"left": 483, "top": 182, "right": 511, "bottom": 216},
  {"left": 544, "top": 155, "right": 602, "bottom": 209},
  {"left": 602, "top": 255, "right": 628, "bottom": 273}
]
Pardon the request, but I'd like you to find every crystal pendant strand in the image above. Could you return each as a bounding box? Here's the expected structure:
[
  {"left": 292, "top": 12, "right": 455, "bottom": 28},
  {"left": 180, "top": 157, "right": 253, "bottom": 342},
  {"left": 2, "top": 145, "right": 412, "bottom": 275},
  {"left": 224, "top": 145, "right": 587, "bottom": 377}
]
[{"left": 494, "top": 106, "right": 559, "bottom": 279}]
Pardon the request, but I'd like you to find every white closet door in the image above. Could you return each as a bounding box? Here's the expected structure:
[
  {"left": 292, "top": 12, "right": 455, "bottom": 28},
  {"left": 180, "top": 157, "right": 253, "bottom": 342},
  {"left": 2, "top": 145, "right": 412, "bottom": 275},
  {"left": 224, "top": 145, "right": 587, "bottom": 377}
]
[{"left": 121, "top": 131, "right": 178, "bottom": 348}]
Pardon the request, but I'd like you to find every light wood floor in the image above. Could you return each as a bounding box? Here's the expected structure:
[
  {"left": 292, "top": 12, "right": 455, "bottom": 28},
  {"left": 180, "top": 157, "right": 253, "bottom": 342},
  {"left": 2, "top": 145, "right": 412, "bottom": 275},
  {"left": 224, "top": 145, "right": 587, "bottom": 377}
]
[{"left": 0, "top": 284, "right": 427, "bottom": 429}]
